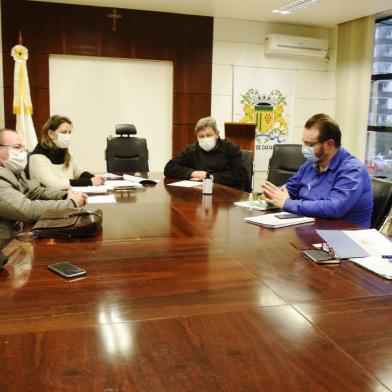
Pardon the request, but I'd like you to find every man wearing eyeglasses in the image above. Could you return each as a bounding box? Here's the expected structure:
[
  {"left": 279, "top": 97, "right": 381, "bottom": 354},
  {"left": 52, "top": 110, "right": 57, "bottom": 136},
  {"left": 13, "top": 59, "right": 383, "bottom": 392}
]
[
  {"left": 0, "top": 129, "right": 87, "bottom": 239},
  {"left": 261, "top": 113, "right": 373, "bottom": 228}
]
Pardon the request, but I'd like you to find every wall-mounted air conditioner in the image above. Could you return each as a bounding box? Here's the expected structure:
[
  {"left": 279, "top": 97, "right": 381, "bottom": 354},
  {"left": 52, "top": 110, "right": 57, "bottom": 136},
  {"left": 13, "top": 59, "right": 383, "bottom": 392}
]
[{"left": 264, "top": 34, "right": 328, "bottom": 59}]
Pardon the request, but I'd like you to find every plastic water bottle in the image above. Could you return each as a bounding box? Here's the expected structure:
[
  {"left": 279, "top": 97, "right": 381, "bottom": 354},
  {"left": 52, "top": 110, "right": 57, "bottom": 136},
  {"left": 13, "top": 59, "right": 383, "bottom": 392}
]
[{"left": 202, "top": 173, "right": 213, "bottom": 195}]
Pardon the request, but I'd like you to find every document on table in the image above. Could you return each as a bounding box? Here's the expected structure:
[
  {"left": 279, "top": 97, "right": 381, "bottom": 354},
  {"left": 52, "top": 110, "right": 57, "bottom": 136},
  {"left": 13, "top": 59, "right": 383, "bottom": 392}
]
[
  {"left": 344, "top": 229, "right": 392, "bottom": 256},
  {"left": 72, "top": 185, "right": 108, "bottom": 194},
  {"left": 244, "top": 212, "right": 315, "bottom": 228},
  {"left": 87, "top": 194, "right": 116, "bottom": 204},
  {"left": 105, "top": 173, "right": 123, "bottom": 180},
  {"left": 351, "top": 257, "right": 392, "bottom": 280},
  {"left": 316, "top": 229, "right": 392, "bottom": 259},
  {"left": 167, "top": 180, "right": 202, "bottom": 188},
  {"left": 123, "top": 174, "right": 160, "bottom": 184}
]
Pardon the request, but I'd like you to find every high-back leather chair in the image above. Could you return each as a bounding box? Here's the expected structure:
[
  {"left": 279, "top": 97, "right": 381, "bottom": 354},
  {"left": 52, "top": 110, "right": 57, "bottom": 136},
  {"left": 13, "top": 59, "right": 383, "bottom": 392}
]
[
  {"left": 105, "top": 124, "right": 149, "bottom": 173},
  {"left": 267, "top": 144, "right": 306, "bottom": 186},
  {"left": 371, "top": 177, "right": 392, "bottom": 230},
  {"left": 241, "top": 150, "right": 254, "bottom": 193}
]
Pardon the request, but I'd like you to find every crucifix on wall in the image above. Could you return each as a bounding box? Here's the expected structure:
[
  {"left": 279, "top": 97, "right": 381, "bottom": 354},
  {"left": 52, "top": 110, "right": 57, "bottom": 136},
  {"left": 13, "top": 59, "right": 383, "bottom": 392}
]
[{"left": 107, "top": 9, "right": 122, "bottom": 31}]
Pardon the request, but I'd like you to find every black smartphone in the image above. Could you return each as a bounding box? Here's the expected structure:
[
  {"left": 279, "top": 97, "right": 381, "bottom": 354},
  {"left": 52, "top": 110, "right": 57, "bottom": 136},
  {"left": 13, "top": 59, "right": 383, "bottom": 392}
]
[
  {"left": 48, "top": 262, "right": 87, "bottom": 279},
  {"left": 275, "top": 213, "right": 303, "bottom": 219},
  {"left": 303, "top": 250, "right": 340, "bottom": 264}
]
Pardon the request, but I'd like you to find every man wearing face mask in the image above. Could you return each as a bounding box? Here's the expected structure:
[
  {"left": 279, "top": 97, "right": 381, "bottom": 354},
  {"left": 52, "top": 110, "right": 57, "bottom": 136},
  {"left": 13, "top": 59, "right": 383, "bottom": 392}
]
[
  {"left": 28, "top": 115, "right": 105, "bottom": 190},
  {"left": 164, "top": 116, "right": 247, "bottom": 189},
  {"left": 261, "top": 113, "right": 373, "bottom": 228},
  {"left": 0, "top": 129, "right": 87, "bottom": 239}
]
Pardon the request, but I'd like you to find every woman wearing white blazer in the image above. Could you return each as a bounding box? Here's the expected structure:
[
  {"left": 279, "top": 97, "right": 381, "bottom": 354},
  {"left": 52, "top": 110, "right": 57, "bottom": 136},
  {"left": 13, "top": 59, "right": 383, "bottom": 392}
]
[{"left": 29, "top": 115, "right": 105, "bottom": 190}]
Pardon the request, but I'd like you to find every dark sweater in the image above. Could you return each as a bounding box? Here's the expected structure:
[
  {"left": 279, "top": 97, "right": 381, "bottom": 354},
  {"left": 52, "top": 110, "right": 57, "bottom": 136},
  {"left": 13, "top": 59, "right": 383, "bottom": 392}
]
[
  {"left": 164, "top": 139, "right": 247, "bottom": 190},
  {"left": 30, "top": 144, "right": 94, "bottom": 186}
]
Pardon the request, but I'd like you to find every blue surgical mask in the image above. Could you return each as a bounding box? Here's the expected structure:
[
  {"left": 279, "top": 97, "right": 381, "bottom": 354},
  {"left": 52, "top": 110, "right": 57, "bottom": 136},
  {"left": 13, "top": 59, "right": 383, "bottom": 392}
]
[{"left": 302, "top": 145, "right": 320, "bottom": 163}]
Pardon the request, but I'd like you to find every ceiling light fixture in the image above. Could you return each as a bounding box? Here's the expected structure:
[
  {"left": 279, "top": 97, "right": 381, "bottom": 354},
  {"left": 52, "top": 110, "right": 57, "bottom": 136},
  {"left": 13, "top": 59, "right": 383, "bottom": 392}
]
[{"left": 272, "top": 0, "right": 321, "bottom": 15}]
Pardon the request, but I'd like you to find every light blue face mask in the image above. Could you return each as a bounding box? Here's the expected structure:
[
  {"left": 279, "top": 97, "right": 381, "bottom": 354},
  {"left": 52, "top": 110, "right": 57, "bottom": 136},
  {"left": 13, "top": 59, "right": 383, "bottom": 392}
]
[{"left": 302, "top": 145, "right": 320, "bottom": 163}]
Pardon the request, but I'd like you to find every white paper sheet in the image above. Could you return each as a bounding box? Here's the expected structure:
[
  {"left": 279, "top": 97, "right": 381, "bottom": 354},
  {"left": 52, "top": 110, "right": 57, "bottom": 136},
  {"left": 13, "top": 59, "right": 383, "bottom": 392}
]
[
  {"left": 87, "top": 194, "right": 116, "bottom": 204},
  {"left": 105, "top": 180, "right": 143, "bottom": 190},
  {"left": 167, "top": 180, "right": 202, "bottom": 188},
  {"left": 343, "top": 229, "right": 392, "bottom": 256},
  {"left": 72, "top": 186, "right": 108, "bottom": 194},
  {"left": 105, "top": 173, "right": 123, "bottom": 180},
  {"left": 351, "top": 256, "right": 392, "bottom": 280}
]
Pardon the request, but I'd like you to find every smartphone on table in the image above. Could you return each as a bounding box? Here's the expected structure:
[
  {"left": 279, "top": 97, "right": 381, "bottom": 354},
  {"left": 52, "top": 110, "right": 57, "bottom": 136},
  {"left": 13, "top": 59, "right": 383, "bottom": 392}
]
[
  {"left": 303, "top": 249, "right": 340, "bottom": 264},
  {"left": 275, "top": 212, "right": 303, "bottom": 219},
  {"left": 48, "top": 262, "right": 87, "bottom": 279}
]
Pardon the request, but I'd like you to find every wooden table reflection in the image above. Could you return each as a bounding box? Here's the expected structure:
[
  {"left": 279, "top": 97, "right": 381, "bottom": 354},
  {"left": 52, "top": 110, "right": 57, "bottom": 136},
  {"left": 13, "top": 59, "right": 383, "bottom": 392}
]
[{"left": 1, "top": 175, "right": 391, "bottom": 391}]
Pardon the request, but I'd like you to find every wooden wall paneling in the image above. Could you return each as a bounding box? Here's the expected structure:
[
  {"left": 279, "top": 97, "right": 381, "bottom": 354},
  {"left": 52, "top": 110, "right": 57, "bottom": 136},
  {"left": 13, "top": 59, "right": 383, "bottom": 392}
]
[
  {"left": 174, "top": 62, "right": 212, "bottom": 94},
  {"left": 172, "top": 125, "right": 198, "bottom": 155},
  {"left": 173, "top": 93, "right": 212, "bottom": 124},
  {"left": 1, "top": 0, "right": 213, "bottom": 156}
]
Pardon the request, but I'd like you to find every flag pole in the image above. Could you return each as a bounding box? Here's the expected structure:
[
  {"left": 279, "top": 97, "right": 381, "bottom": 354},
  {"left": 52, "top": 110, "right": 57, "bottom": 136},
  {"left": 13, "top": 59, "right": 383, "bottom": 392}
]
[{"left": 11, "top": 32, "right": 38, "bottom": 151}]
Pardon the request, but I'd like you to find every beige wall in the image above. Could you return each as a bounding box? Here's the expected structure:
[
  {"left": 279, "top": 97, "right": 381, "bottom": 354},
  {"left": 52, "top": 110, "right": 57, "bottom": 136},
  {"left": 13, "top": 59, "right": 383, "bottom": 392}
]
[
  {"left": 336, "top": 16, "right": 375, "bottom": 161},
  {"left": 49, "top": 55, "right": 173, "bottom": 173},
  {"left": 1, "top": 7, "right": 377, "bottom": 178},
  {"left": 211, "top": 18, "right": 337, "bottom": 184}
]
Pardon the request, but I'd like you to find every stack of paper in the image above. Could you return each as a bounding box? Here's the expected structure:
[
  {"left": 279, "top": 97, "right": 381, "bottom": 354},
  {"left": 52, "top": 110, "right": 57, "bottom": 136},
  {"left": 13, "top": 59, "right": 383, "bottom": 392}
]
[
  {"left": 105, "top": 180, "right": 143, "bottom": 190},
  {"left": 244, "top": 212, "right": 315, "bottom": 228}
]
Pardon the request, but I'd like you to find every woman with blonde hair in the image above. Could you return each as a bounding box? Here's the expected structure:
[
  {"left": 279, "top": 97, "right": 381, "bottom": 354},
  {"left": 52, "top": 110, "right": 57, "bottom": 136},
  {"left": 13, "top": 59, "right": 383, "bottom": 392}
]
[{"left": 29, "top": 115, "right": 105, "bottom": 190}]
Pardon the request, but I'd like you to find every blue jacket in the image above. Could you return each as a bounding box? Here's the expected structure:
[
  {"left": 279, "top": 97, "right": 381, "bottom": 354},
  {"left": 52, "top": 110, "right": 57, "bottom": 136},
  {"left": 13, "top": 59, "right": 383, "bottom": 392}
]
[{"left": 284, "top": 148, "right": 373, "bottom": 228}]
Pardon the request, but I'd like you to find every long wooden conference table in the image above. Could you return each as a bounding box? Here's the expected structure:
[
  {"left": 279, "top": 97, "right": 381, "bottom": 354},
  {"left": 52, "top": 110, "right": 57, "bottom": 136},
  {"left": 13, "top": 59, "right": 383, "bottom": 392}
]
[{"left": 1, "top": 176, "right": 392, "bottom": 391}]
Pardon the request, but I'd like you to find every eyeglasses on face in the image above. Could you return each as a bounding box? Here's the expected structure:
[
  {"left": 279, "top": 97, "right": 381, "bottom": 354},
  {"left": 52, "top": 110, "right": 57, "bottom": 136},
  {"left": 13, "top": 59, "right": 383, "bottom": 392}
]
[{"left": 302, "top": 141, "right": 321, "bottom": 148}]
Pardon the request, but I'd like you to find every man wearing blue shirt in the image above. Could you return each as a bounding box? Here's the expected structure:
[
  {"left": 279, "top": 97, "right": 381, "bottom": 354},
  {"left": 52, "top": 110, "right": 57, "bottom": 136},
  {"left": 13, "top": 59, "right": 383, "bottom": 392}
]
[{"left": 262, "top": 114, "right": 373, "bottom": 228}]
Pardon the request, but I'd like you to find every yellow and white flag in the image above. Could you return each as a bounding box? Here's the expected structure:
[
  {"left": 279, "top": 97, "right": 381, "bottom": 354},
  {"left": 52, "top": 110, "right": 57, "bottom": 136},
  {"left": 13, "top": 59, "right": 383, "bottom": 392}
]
[{"left": 11, "top": 44, "right": 38, "bottom": 151}]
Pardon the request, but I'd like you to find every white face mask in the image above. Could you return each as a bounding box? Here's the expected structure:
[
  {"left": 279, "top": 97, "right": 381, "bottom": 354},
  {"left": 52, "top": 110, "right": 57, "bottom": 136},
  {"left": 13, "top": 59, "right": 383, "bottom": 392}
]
[
  {"left": 3, "top": 149, "right": 27, "bottom": 174},
  {"left": 198, "top": 136, "right": 217, "bottom": 152},
  {"left": 53, "top": 133, "right": 71, "bottom": 149}
]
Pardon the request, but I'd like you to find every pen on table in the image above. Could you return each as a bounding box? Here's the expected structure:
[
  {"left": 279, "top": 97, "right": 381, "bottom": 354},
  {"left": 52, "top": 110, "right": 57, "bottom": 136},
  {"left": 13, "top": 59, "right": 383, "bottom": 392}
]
[{"left": 382, "top": 255, "right": 392, "bottom": 259}]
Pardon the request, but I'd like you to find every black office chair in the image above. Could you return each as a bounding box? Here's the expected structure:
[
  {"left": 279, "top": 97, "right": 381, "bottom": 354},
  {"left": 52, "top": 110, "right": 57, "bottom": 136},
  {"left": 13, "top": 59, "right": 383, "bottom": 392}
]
[
  {"left": 105, "top": 124, "right": 149, "bottom": 173},
  {"left": 241, "top": 150, "right": 254, "bottom": 193},
  {"left": 371, "top": 177, "right": 392, "bottom": 230},
  {"left": 267, "top": 144, "right": 306, "bottom": 186}
]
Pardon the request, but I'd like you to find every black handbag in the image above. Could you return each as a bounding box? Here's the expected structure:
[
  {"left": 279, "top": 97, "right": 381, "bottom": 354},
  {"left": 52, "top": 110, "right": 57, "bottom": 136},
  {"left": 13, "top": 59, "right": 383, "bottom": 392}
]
[{"left": 31, "top": 208, "right": 103, "bottom": 239}]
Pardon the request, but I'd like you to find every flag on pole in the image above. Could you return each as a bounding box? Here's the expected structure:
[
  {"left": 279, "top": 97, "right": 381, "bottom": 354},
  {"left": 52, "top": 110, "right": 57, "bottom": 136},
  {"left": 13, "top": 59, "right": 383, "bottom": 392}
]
[{"left": 11, "top": 33, "right": 38, "bottom": 151}]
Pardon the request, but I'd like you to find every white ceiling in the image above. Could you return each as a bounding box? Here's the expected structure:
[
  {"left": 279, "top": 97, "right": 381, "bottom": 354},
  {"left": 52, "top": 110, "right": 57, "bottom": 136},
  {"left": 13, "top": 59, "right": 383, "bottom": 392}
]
[{"left": 30, "top": 0, "right": 392, "bottom": 28}]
